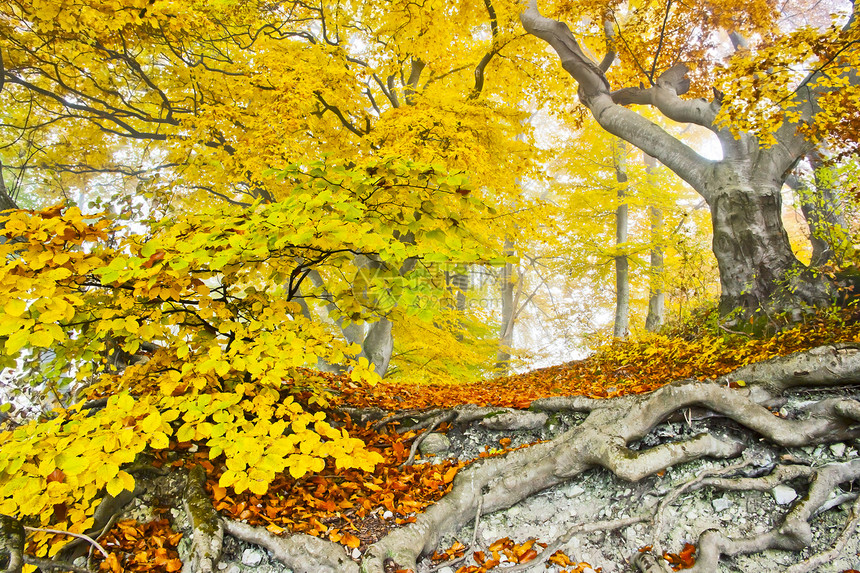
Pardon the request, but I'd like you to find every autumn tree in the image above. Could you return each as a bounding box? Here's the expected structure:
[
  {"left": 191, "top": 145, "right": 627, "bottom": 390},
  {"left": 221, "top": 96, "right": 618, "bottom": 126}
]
[
  {"left": 0, "top": 0, "right": 539, "bottom": 376},
  {"left": 521, "top": 0, "right": 860, "bottom": 318}
]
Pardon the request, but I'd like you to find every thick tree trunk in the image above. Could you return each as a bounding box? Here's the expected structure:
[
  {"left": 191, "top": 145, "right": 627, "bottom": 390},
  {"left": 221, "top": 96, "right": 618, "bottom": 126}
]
[
  {"left": 359, "top": 318, "right": 393, "bottom": 378},
  {"left": 705, "top": 168, "right": 831, "bottom": 316}
]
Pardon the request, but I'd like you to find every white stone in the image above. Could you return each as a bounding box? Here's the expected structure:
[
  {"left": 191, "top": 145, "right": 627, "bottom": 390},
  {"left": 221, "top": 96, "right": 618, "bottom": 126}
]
[
  {"left": 352, "top": 548, "right": 362, "bottom": 559},
  {"left": 830, "top": 442, "right": 847, "bottom": 457},
  {"left": 565, "top": 485, "right": 586, "bottom": 498},
  {"left": 242, "top": 548, "right": 264, "bottom": 566},
  {"left": 772, "top": 485, "right": 797, "bottom": 505},
  {"left": 712, "top": 496, "right": 733, "bottom": 512},
  {"left": 225, "top": 565, "right": 241, "bottom": 573},
  {"left": 382, "top": 510, "right": 393, "bottom": 519},
  {"left": 437, "top": 568, "right": 455, "bottom": 573}
]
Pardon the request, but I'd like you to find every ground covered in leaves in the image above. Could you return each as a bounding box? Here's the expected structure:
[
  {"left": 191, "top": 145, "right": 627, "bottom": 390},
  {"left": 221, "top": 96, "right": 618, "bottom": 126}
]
[{"left": 72, "top": 310, "right": 860, "bottom": 573}]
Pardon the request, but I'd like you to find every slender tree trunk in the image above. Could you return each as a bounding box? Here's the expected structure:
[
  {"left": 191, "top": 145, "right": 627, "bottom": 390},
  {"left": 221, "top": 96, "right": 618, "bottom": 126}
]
[
  {"left": 613, "top": 139, "right": 629, "bottom": 338},
  {"left": 798, "top": 152, "right": 849, "bottom": 266},
  {"left": 496, "top": 238, "right": 515, "bottom": 373},
  {"left": 644, "top": 154, "right": 664, "bottom": 331}
]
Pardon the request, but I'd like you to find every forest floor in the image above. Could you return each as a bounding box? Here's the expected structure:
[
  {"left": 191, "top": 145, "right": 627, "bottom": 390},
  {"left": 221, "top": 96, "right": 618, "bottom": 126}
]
[{"left": 46, "top": 310, "right": 860, "bottom": 573}]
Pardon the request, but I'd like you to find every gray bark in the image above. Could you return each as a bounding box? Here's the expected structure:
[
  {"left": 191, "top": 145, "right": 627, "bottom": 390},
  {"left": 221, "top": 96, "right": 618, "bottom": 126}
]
[
  {"left": 644, "top": 154, "right": 665, "bottom": 331},
  {"left": 613, "top": 139, "right": 630, "bottom": 338},
  {"left": 794, "top": 151, "right": 850, "bottom": 266},
  {"left": 521, "top": 0, "right": 846, "bottom": 316},
  {"left": 496, "top": 238, "right": 515, "bottom": 372}
]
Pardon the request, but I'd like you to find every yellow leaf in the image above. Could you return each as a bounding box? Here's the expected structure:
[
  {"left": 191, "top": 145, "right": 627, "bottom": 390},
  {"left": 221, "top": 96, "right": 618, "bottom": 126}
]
[
  {"left": 5, "top": 329, "right": 29, "bottom": 354},
  {"left": 4, "top": 299, "right": 27, "bottom": 317},
  {"left": 28, "top": 329, "right": 54, "bottom": 348},
  {"left": 106, "top": 471, "right": 135, "bottom": 497},
  {"left": 149, "top": 431, "right": 170, "bottom": 449},
  {"left": 96, "top": 462, "right": 119, "bottom": 484},
  {"left": 140, "top": 411, "right": 162, "bottom": 433}
]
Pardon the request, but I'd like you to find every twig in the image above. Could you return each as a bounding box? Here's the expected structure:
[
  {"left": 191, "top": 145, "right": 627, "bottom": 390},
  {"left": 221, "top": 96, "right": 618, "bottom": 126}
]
[
  {"left": 23, "top": 526, "right": 109, "bottom": 558},
  {"left": 427, "top": 498, "right": 484, "bottom": 573},
  {"left": 470, "top": 497, "right": 483, "bottom": 549},
  {"left": 400, "top": 412, "right": 455, "bottom": 467},
  {"left": 718, "top": 323, "right": 753, "bottom": 338}
]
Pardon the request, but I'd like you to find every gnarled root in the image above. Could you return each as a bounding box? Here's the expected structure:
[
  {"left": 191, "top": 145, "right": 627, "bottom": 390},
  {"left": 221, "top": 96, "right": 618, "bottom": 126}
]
[
  {"left": 225, "top": 521, "right": 359, "bottom": 573},
  {"left": 359, "top": 345, "right": 860, "bottom": 573},
  {"left": 183, "top": 465, "right": 224, "bottom": 573}
]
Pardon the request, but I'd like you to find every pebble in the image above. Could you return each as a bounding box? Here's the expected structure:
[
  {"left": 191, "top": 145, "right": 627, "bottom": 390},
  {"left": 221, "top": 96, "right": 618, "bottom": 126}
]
[
  {"left": 565, "top": 485, "right": 586, "bottom": 498},
  {"left": 383, "top": 510, "right": 393, "bottom": 519},
  {"left": 419, "top": 433, "right": 452, "bottom": 456},
  {"left": 712, "top": 496, "right": 733, "bottom": 512},
  {"left": 351, "top": 548, "right": 362, "bottom": 559},
  {"left": 830, "top": 443, "right": 847, "bottom": 457},
  {"left": 242, "top": 548, "right": 264, "bottom": 566},
  {"left": 772, "top": 485, "right": 798, "bottom": 505}
]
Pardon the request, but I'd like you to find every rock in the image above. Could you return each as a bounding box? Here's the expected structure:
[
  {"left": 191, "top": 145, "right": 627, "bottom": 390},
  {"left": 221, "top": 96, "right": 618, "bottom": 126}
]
[
  {"left": 712, "top": 496, "right": 733, "bottom": 512},
  {"left": 565, "top": 485, "right": 586, "bottom": 498},
  {"left": 382, "top": 510, "right": 393, "bottom": 519},
  {"left": 419, "top": 433, "right": 451, "bottom": 457},
  {"left": 225, "top": 566, "right": 241, "bottom": 573},
  {"left": 351, "top": 548, "right": 361, "bottom": 559},
  {"left": 242, "top": 548, "right": 264, "bottom": 566},
  {"left": 437, "top": 568, "right": 455, "bottom": 573},
  {"left": 830, "top": 442, "right": 847, "bottom": 457},
  {"left": 772, "top": 485, "right": 797, "bottom": 505}
]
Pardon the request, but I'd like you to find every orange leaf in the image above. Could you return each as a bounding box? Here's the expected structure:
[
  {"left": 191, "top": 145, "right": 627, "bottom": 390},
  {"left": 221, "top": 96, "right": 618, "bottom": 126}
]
[
  {"left": 211, "top": 485, "right": 227, "bottom": 501},
  {"left": 342, "top": 533, "right": 361, "bottom": 549},
  {"left": 47, "top": 468, "right": 66, "bottom": 483}
]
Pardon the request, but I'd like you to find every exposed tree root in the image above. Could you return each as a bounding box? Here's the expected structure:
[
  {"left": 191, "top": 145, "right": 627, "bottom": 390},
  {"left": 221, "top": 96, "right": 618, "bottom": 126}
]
[
  {"left": 4, "top": 345, "right": 859, "bottom": 572},
  {"left": 785, "top": 492, "right": 860, "bottom": 573},
  {"left": 358, "top": 345, "right": 860, "bottom": 573},
  {"left": 224, "top": 520, "right": 359, "bottom": 573},
  {"left": 674, "top": 459, "right": 860, "bottom": 572},
  {"left": 183, "top": 465, "right": 224, "bottom": 573}
]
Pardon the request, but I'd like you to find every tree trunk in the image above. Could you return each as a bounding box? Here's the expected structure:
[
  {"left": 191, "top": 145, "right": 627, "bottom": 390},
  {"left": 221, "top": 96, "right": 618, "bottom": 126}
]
[
  {"left": 359, "top": 318, "right": 393, "bottom": 378},
  {"left": 799, "top": 152, "right": 849, "bottom": 266},
  {"left": 705, "top": 167, "right": 830, "bottom": 317},
  {"left": 613, "top": 140, "right": 629, "bottom": 338},
  {"left": 496, "top": 238, "right": 515, "bottom": 373},
  {"left": 644, "top": 155, "right": 665, "bottom": 331}
]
